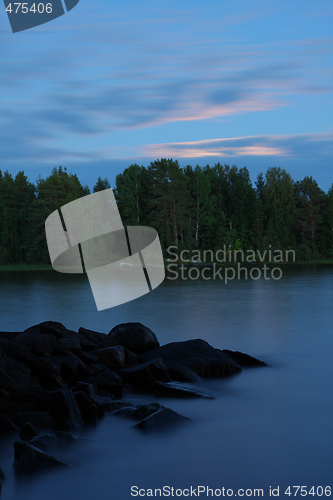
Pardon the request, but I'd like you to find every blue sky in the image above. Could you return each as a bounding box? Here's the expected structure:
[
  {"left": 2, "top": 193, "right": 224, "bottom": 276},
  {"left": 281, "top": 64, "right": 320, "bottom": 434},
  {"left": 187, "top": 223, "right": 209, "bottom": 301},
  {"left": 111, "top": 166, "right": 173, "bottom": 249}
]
[{"left": 1, "top": 0, "right": 332, "bottom": 191}]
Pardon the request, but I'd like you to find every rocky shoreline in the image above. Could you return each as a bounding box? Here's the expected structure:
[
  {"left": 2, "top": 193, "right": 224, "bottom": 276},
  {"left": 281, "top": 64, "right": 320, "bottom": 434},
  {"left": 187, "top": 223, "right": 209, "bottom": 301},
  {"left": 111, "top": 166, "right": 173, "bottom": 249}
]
[{"left": 0, "top": 321, "right": 267, "bottom": 486}]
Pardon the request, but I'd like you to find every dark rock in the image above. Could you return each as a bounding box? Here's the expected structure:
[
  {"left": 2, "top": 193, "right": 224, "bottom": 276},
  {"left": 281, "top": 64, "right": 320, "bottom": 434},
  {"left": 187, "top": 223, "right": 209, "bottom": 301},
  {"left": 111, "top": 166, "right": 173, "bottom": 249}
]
[
  {"left": 74, "top": 391, "right": 104, "bottom": 424},
  {"left": 155, "top": 381, "right": 214, "bottom": 399},
  {"left": 10, "top": 387, "right": 53, "bottom": 412},
  {"left": 19, "top": 422, "right": 38, "bottom": 442},
  {"left": 10, "top": 412, "right": 55, "bottom": 430},
  {"left": 15, "top": 332, "right": 57, "bottom": 355},
  {"left": 222, "top": 350, "right": 268, "bottom": 367},
  {"left": 140, "top": 339, "right": 242, "bottom": 378},
  {"left": 75, "top": 381, "right": 95, "bottom": 395},
  {"left": 0, "top": 337, "right": 29, "bottom": 356},
  {"left": 49, "top": 352, "right": 85, "bottom": 380},
  {"left": 113, "top": 403, "right": 164, "bottom": 420},
  {"left": 0, "top": 389, "right": 8, "bottom": 397},
  {"left": 56, "top": 338, "right": 81, "bottom": 352},
  {"left": 0, "top": 465, "right": 5, "bottom": 490},
  {"left": 51, "top": 389, "right": 83, "bottom": 430},
  {"left": 0, "top": 331, "right": 22, "bottom": 341},
  {"left": 0, "top": 346, "right": 5, "bottom": 359},
  {"left": 90, "top": 395, "right": 131, "bottom": 412},
  {"left": 0, "top": 396, "right": 19, "bottom": 415},
  {"left": 82, "top": 369, "right": 123, "bottom": 398},
  {"left": 13, "top": 441, "right": 68, "bottom": 474},
  {"left": 76, "top": 352, "right": 99, "bottom": 365},
  {"left": 78, "top": 327, "right": 117, "bottom": 348},
  {"left": 108, "top": 323, "right": 159, "bottom": 354},
  {"left": 83, "top": 363, "right": 106, "bottom": 376},
  {"left": 93, "top": 346, "right": 126, "bottom": 371},
  {"left": 29, "top": 431, "right": 77, "bottom": 451},
  {"left": 134, "top": 408, "right": 192, "bottom": 433},
  {"left": 120, "top": 358, "right": 171, "bottom": 391},
  {"left": 11, "top": 351, "right": 63, "bottom": 389},
  {"left": 0, "top": 358, "right": 31, "bottom": 388},
  {"left": 23, "top": 321, "right": 69, "bottom": 338},
  {"left": 168, "top": 362, "right": 202, "bottom": 383},
  {"left": 124, "top": 347, "right": 139, "bottom": 366},
  {"left": 0, "top": 367, "right": 15, "bottom": 391},
  {"left": 0, "top": 415, "right": 18, "bottom": 435}
]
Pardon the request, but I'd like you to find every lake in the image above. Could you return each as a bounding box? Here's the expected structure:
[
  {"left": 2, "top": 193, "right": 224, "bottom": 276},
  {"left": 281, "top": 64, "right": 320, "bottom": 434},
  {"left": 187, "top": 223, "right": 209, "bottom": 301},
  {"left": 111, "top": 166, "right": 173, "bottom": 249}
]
[{"left": 0, "top": 265, "right": 332, "bottom": 500}]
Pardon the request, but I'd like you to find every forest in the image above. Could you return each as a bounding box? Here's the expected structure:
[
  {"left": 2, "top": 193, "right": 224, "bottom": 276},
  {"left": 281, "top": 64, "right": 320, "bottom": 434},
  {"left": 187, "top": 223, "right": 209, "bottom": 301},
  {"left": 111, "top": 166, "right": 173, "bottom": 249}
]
[{"left": 0, "top": 159, "right": 332, "bottom": 265}]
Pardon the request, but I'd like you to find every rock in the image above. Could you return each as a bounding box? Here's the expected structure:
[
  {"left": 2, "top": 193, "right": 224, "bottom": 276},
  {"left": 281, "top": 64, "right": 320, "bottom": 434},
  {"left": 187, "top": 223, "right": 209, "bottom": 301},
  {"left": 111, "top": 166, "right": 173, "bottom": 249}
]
[
  {"left": 29, "top": 431, "right": 77, "bottom": 451},
  {"left": 123, "top": 347, "right": 139, "bottom": 366},
  {"left": 0, "top": 358, "right": 31, "bottom": 388},
  {"left": 112, "top": 403, "right": 164, "bottom": 420},
  {"left": 11, "top": 351, "right": 63, "bottom": 389},
  {"left": 0, "top": 338, "right": 29, "bottom": 356},
  {"left": 10, "top": 411, "right": 55, "bottom": 430},
  {"left": 155, "top": 381, "right": 214, "bottom": 399},
  {"left": 78, "top": 327, "right": 117, "bottom": 348},
  {"left": 15, "top": 332, "right": 57, "bottom": 355},
  {"left": 0, "top": 346, "right": 5, "bottom": 359},
  {"left": 74, "top": 391, "right": 104, "bottom": 424},
  {"left": 49, "top": 352, "right": 85, "bottom": 380},
  {"left": 108, "top": 323, "right": 159, "bottom": 354},
  {"left": 134, "top": 408, "right": 192, "bottom": 433},
  {"left": 76, "top": 352, "right": 99, "bottom": 365},
  {"left": 10, "top": 387, "right": 53, "bottom": 412},
  {"left": 56, "top": 338, "right": 81, "bottom": 352},
  {"left": 167, "top": 363, "right": 202, "bottom": 383},
  {"left": 0, "top": 396, "right": 19, "bottom": 415},
  {"left": 120, "top": 358, "right": 171, "bottom": 392},
  {"left": 90, "top": 395, "right": 131, "bottom": 413},
  {"left": 0, "top": 465, "right": 5, "bottom": 490},
  {"left": 0, "top": 415, "right": 18, "bottom": 435},
  {"left": 221, "top": 350, "right": 268, "bottom": 367},
  {"left": 0, "top": 367, "right": 15, "bottom": 391},
  {"left": 13, "top": 441, "right": 68, "bottom": 474},
  {"left": 0, "top": 389, "right": 8, "bottom": 397},
  {"left": 0, "top": 331, "right": 22, "bottom": 341},
  {"left": 140, "top": 339, "right": 242, "bottom": 378},
  {"left": 23, "top": 321, "right": 69, "bottom": 338},
  {"left": 83, "top": 363, "right": 106, "bottom": 376},
  {"left": 75, "top": 382, "right": 95, "bottom": 395},
  {"left": 93, "top": 346, "right": 126, "bottom": 371},
  {"left": 19, "top": 422, "right": 38, "bottom": 442},
  {"left": 82, "top": 370, "right": 123, "bottom": 398},
  {"left": 51, "top": 389, "right": 83, "bottom": 430}
]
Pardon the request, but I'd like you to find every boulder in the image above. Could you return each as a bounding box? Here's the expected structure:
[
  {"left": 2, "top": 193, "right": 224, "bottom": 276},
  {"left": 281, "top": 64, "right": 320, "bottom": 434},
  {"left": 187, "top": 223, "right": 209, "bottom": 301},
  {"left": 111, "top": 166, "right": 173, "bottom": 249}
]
[
  {"left": 74, "top": 391, "right": 104, "bottom": 424},
  {"left": 11, "top": 351, "right": 63, "bottom": 389},
  {"left": 83, "top": 363, "right": 106, "bottom": 376},
  {"left": 75, "top": 382, "right": 95, "bottom": 395},
  {"left": 221, "top": 350, "right": 268, "bottom": 367},
  {"left": 19, "top": 422, "right": 38, "bottom": 442},
  {"left": 167, "top": 362, "right": 202, "bottom": 383},
  {"left": 120, "top": 358, "right": 171, "bottom": 392},
  {"left": 139, "top": 339, "right": 242, "bottom": 377},
  {"left": 13, "top": 441, "right": 68, "bottom": 474},
  {"left": 78, "top": 327, "right": 117, "bottom": 348},
  {"left": 51, "top": 389, "right": 83, "bottom": 430},
  {"left": 0, "top": 358, "right": 31, "bottom": 388},
  {"left": 93, "top": 346, "right": 126, "bottom": 371},
  {"left": 10, "top": 411, "right": 55, "bottom": 430},
  {"left": 49, "top": 352, "right": 85, "bottom": 380},
  {"left": 29, "top": 431, "right": 77, "bottom": 451},
  {"left": 155, "top": 381, "right": 214, "bottom": 399},
  {"left": 0, "top": 338, "right": 29, "bottom": 356},
  {"left": 0, "top": 346, "right": 5, "bottom": 359},
  {"left": 90, "top": 395, "right": 132, "bottom": 413},
  {"left": 0, "top": 396, "right": 19, "bottom": 415},
  {"left": 108, "top": 323, "right": 159, "bottom": 354},
  {"left": 76, "top": 352, "right": 99, "bottom": 365},
  {"left": 10, "top": 387, "right": 53, "bottom": 412},
  {"left": 14, "top": 333, "right": 56, "bottom": 355},
  {"left": 56, "top": 337, "right": 81, "bottom": 352},
  {"left": 82, "top": 369, "right": 123, "bottom": 398},
  {"left": 134, "top": 408, "right": 192, "bottom": 433},
  {"left": 123, "top": 347, "right": 139, "bottom": 366},
  {"left": 112, "top": 403, "right": 164, "bottom": 420},
  {"left": 0, "top": 415, "right": 18, "bottom": 435}
]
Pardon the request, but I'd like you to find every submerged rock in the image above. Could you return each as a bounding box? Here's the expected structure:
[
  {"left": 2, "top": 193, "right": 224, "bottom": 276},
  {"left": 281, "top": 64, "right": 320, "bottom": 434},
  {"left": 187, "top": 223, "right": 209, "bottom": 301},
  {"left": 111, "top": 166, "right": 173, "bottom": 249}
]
[
  {"left": 112, "top": 403, "right": 164, "bottom": 420},
  {"left": 134, "top": 408, "right": 192, "bottom": 433},
  {"left": 221, "top": 350, "right": 267, "bottom": 367},
  {"left": 155, "top": 381, "right": 214, "bottom": 399},
  {"left": 13, "top": 441, "right": 69, "bottom": 475},
  {"left": 29, "top": 431, "right": 77, "bottom": 451}
]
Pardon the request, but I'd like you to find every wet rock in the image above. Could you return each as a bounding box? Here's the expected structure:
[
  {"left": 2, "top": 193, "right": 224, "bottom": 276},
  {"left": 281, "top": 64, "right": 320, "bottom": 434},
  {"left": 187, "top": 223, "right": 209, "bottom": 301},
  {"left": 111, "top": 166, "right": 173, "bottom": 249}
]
[
  {"left": 75, "top": 381, "right": 95, "bottom": 395},
  {"left": 93, "top": 346, "right": 126, "bottom": 371},
  {"left": 140, "top": 339, "right": 242, "bottom": 378},
  {"left": 221, "top": 350, "right": 267, "bottom": 367},
  {"left": 13, "top": 441, "right": 68, "bottom": 475},
  {"left": 74, "top": 391, "right": 104, "bottom": 424},
  {"left": 51, "top": 389, "right": 83, "bottom": 430},
  {"left": 120, "top": 358, "right": 171, "bottom": 392},
  {"left": 113, "top": 403, "right": 164, "bottom": 420},
  {"left": 29, "top": 431, "right": 77, "bottom": 451},
  {"left": 134, "top": 408, "right": 192, "bottom": 433},
  {"left": 155, "top": 381, "right": 214, "bottom": 399},
  {"left": 15, "top": 332, "right": 57, "bottom": 355},
  {"left": 11, "top": 352, "right": 63, "bottom": 389},
  {"left": 19, "top": 422, "right": 38, "bottom": 442},
  {"left": 56, "top": 337, "right": 81, "bottom": 352},
  {"left": 90, "top": 395, "right": 131, "bottom": 413},
  {"left": 10, "top": 411, "right": 55, "bottom": 430},
  {"left": 0, "top": 358, "right": 31, "bottom": 388},
  {"left": 83, "top": 369, "right": 123, "bottom": 398},
  {"left": 167, "top": 362, "right": 202, "bottom": 383},
  {"left": 0, "top": 396, "right": 19, "bottom": 415},
  {"left": 108, "top": 323, "right": 159, "bottom": 354}
]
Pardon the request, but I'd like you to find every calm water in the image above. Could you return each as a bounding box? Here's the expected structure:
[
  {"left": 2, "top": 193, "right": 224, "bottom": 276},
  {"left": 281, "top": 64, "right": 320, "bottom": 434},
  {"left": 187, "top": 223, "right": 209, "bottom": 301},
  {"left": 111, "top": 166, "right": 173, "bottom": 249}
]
[{"left": 0, "top": 265, "right": 332, "bottom": 499}]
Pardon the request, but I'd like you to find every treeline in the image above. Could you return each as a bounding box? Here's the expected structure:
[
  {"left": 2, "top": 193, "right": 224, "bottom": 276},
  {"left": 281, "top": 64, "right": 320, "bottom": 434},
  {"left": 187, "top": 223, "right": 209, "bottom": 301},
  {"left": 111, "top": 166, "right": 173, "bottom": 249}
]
[{"left": 0, "top": 160, "right": 332, "bottom": 265}]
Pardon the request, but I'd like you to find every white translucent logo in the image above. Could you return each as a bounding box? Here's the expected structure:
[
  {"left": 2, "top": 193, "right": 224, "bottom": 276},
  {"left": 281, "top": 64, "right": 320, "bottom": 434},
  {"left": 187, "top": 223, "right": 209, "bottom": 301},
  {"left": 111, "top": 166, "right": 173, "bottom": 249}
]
[{"left": 45, "top": 189, "right": 165, "bottom": 311}]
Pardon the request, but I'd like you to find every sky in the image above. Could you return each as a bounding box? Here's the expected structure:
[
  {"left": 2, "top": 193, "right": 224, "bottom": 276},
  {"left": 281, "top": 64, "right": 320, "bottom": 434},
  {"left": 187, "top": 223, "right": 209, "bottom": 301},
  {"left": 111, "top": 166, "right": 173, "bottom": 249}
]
[{"left": 1, "top": 0, "right": 333, "bottom": 191}]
